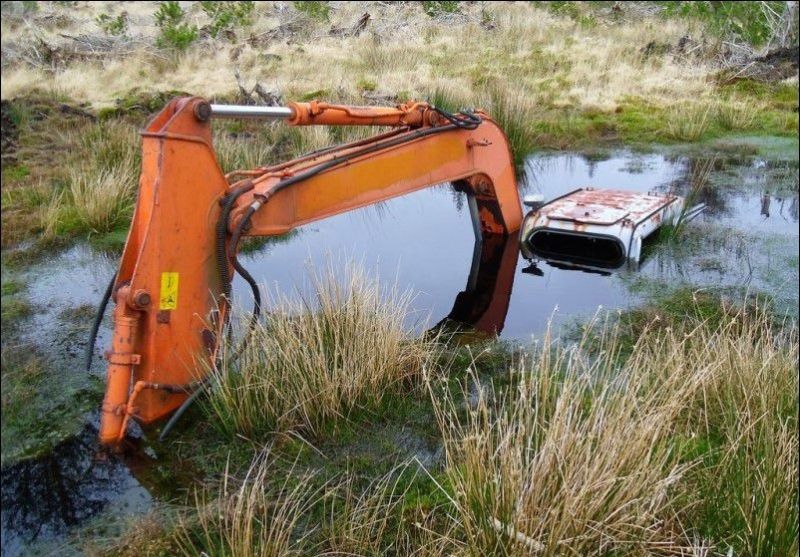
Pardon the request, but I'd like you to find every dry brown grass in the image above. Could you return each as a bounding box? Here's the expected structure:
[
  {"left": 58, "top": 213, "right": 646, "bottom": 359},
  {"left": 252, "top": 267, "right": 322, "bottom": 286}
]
[
  {"left": 426, "top": 304, "right": 798, "bottom": 556},
  {"left": 176, "top": 450, "right": 323, "bottom": 557},
  {"left": 1, "top": 2, "right": 713, "bottom": 116}
]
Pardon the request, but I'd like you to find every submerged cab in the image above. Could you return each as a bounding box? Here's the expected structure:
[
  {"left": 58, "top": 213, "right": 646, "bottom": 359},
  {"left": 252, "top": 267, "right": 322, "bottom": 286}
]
[{"left": 520, "top": 188, "right": 685, "bottom": 272}]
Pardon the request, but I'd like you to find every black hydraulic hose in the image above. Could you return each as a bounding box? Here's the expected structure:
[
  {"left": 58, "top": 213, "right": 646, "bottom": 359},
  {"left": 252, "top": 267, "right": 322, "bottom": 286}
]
[
  {"left": 158, "top": 381, "right": 208, "bottom": 441},
  {"left": 227, "top": 204, "right": 262, "bottom": 331},
  {"left": 163, "top": 115, "right": 482, "bottom": 439},
  {"left": 216, "top": 183, "right": 254, "bottom": 305},
  {"left": 85, "top": 272, "right": 116, "bottom": 373},
  {"left": 431, "top": 106, "right": 481, "bottom": 130}
]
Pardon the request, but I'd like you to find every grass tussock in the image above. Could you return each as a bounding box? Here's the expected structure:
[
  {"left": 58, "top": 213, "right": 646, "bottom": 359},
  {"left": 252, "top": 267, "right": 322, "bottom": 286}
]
[
  {"left": 681, "top": 311, "right": 798, "bottom": 556},
  {"left": 176, "top": 450, "right": 322, "bottom": 557},
  {"left": 428, "top": 299, "right": 798, "bottom": 556},
  {"left": 714, "top": 99, "right": 759, "bottom": 131},
  {"left": 205, "top": 263, "right": 439, "bottom": 439},
  {"left": 38, "top": 119, "right": 139, "bottom": 238},
  {"left": 665, "top": 101, "right": 713, "bottom": 141},
  {"left": 482, "top": 86, "right": 539, "bottom": 168},
  {"left": 429, "top": 324, "right": 701, "bottom": 556},
  {"left": 65, "top": 160, "right": 137, "bottom": 233}
]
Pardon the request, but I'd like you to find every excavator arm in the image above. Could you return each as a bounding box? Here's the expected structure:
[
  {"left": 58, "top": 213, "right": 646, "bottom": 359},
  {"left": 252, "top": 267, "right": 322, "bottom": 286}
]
[{"left": 98, "top": 96, "right": 522, "bottom": 446}]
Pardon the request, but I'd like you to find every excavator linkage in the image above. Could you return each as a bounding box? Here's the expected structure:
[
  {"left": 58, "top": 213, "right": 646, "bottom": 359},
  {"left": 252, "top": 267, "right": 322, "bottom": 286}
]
[{"left": 98, "top": 96, "right": 522, "bottom": 446}]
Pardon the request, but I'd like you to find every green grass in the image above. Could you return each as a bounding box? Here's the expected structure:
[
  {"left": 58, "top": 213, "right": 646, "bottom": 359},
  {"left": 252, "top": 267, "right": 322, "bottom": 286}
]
[
  {"left": 2, "top": 164, "right": 30, "bottom": 182},
  {"left": 585, "top": 286, "right": 771, "bottom": 357},
  {"left": 1, "top": 274, "right": 32, "bottom": 329}
]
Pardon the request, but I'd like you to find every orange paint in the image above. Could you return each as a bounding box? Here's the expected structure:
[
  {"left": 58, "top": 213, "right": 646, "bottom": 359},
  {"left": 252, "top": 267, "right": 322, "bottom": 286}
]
[{"left": 99, "top": 96, "right": 522, "bottom": 446}]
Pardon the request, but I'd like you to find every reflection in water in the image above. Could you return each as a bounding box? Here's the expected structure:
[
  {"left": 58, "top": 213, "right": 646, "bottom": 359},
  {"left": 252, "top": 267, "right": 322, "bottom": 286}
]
[
  {"left": 432, "top": 233, "right": 519, "bottom": 340},
  {"left": 0, "top": 423, "right": 151, "bottom": 557},
  {"left": 4, "top": 147, "right": 798, "bottom": 556}
]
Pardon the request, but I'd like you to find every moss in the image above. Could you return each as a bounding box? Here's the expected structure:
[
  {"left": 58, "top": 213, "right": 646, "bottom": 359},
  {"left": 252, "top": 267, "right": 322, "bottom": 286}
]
[
  {"left": 1, "top": 278, "right": 24, "bottom": 296},
  {"left": 1, "top": 343, "right": 105, "bottom": 465},
  {"left": 88, "top": 226, "right": 130, "bottom": 253},
  {"left": 2, "top": 164, "right": 30, "bottom": 182},
  {"left": 300, "top": 88, "right": 330, "bottom": 101},
  {"left": 355, "top": 78, "right": 377, "bottom": 92}
]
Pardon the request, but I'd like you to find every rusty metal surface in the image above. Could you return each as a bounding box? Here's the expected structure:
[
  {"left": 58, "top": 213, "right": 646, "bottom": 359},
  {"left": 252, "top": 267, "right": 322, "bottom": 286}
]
[
  {"left": 519, "top": 187, "right": 684, "bottom": 266},
  {"left": 542, "top": 188, "right": 678, "bottom": 226}
]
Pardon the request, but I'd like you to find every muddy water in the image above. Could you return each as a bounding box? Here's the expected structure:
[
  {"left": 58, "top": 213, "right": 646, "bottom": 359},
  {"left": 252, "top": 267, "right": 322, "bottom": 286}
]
[{"left": 2, "top": 144, "right": 798, "bottom": 555}]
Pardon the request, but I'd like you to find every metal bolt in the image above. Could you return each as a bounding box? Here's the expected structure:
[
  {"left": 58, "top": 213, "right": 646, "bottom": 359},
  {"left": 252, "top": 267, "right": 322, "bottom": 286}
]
[
  {"left": 194, "top": 101, "right": 212, "bottom": 122},
  {"left": 133, "top": 290, "right": 151, "bottom": 308}
]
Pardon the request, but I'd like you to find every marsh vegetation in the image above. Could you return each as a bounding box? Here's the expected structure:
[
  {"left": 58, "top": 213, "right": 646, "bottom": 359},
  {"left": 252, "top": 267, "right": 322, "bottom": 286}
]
[{"left": 1, "top": 2, "right": 798, "bottom": 556}]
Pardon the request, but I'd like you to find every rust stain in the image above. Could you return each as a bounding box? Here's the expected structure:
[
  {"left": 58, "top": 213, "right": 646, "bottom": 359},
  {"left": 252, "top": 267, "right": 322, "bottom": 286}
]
[{"left": 540, "top": 188, "right": 676, "bottom": 226}]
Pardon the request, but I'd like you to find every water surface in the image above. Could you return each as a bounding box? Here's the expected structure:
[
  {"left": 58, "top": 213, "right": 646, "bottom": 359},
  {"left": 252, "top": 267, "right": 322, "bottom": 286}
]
[{"left": 3, "top": 143, "right": 798, "bottom": 555}]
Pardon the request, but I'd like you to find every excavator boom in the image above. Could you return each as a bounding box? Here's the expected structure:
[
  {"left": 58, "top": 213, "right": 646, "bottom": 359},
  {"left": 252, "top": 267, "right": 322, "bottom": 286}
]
[{"left": 98, "top": 96, "right": 522, "bottom": 446}]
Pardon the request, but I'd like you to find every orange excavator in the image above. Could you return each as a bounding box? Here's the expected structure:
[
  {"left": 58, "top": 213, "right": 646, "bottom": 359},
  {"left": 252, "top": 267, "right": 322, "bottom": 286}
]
[{"left": 91, "top": 96, "right": 523, "bottom": 447}]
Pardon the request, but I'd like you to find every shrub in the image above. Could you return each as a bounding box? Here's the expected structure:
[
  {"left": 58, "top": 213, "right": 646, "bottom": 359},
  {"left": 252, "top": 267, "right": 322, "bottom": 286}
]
[
  {"left": 292, "top": 1, "right": 330, "bottom": 21},
  {"left": 199, "top": 1, "right": 255, "bottom": 39},
  {"left": 422, "top": 1, "right": 461, "bottom": 17},
  {"left": 154, "top": 1, "right": 198, "bottom": 51},
  {"left": 96, "top": 12, "right": 128, "bottom": 36}
]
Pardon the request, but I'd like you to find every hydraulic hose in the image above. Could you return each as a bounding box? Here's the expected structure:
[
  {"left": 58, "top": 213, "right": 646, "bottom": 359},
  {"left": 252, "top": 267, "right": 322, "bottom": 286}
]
[
  {"left": 158, "top": 381, "right": 208, "bottom": 441},
  {"left": 163, "top": 112, "right": 482, "bottom": 439},
  {"left": 227, "top": 204, "right": 262, "bottom": 331},
  {"left": 431, "top": 106, "right": 481, "bottom": 129},
  {"left": 216, "top": 182, "right": 254, "bottom": 304},
  {"left": 85, "top": 272, "right": 116, "bottom": 373}
]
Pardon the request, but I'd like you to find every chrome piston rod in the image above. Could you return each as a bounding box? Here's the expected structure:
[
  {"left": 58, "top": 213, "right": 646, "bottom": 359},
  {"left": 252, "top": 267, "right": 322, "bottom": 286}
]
[{"left": 209, "top": 104, "right": 294, "bottom": 119}]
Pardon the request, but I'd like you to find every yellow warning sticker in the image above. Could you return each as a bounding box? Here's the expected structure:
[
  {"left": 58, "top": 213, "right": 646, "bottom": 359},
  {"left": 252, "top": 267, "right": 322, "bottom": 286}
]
[{"left": 159, "top": 272, "right": 179, "bottom": 310}]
